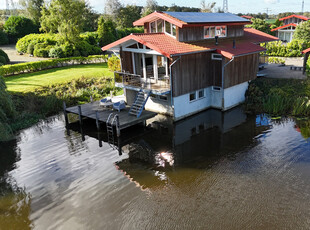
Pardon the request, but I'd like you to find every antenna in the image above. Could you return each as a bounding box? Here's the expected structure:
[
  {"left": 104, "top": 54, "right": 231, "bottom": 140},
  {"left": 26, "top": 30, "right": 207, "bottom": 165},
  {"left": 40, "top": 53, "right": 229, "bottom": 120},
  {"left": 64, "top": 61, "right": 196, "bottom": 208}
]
[
  {"left": 223, "top": 0, "right": 228, "bottom": 13},
  {"left": 302, "top": 0, "right": 304, "bottom": 14}
]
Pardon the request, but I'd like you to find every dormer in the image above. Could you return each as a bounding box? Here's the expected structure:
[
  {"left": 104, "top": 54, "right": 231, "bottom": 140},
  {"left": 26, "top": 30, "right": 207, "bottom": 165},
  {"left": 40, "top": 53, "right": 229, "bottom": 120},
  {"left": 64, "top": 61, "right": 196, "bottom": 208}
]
[
  {"left": 279, "top": 14, "right": 309, "bottom": 26},
  {"left": 133, "top": 12, "right": 251, "bottom": 42}
]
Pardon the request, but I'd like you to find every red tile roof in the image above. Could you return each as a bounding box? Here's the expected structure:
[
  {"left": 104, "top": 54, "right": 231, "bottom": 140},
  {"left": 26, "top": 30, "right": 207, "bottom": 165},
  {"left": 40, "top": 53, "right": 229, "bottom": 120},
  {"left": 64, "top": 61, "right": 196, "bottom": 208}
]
[
  {"left": 101, "top": 33, "right": 212, "bottom": 58},
  {"left": 271, "top": 23, "right": 297, "bottom": 32},
  {"left": 302, "top": 48, "right": 310, "bottom": 54},
  {"left": 279, "top": 14, "right": 309, "bottom": 21},
  {"left": 101, "top": 28, "right": 278, "bottom": 59},
  {"left": 133, "top": 12, "right": 186, "bottom": 28},
  {"left": 241, "top": 15, "right": 253, "bottom": 19}
]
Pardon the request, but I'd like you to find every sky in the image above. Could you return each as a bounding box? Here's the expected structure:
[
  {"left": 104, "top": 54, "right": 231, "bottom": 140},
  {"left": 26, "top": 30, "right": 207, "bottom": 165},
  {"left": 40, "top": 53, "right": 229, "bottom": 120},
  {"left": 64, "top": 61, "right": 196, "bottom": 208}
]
[{"left": 1, "top": 0, "right": 308, "bottom": 15}]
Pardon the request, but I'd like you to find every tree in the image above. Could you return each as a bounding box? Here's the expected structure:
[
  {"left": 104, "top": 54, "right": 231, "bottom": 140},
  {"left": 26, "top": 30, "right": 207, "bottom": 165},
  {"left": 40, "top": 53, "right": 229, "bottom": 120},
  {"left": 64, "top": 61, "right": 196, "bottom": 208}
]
[
  {"left": 97, "top": 16, "right": 117, "bottom": 46},
  {"left": 294, "top": 20, "right": 310, "bottom": 42},
  {"left": 248, "top": 18, "right": 271, "bottom": 34},
  {"left": 4, "top": 15, "right": 38, "bottom": 43},
  {"left": 19, "top": 0, "right": 44, "bottom": 25},
  {"left": 104, "top": 0, "right": 122, "bottom": 18},
  {"left": 141, "top": 0, "right": 158, "bottom": 17},
  {"left": 200, "top": 1, "right": 216, "bottom": 13},
  {"left": 40, "top": 0, "right": 88, "bottom": 43},
  {"left": 117, "top": 5, "right": 141, "bottom": 28}
]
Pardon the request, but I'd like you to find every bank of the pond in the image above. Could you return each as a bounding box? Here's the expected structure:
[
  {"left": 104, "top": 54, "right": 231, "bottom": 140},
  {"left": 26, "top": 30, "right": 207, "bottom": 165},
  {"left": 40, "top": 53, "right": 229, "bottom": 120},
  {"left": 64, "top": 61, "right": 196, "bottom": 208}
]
[
  {"left": 0, "top": 64, "right": 122, "bottom": 142},
  {"left": 245, "top": 78, "right": 310, "bottom": 117}
]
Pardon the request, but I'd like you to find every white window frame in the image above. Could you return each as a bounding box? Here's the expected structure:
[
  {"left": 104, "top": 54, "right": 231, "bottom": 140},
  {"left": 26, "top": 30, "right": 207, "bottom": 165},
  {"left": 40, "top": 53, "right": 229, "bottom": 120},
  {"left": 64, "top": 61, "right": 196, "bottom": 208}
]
[
  {"left": 164, "top": 20, "right": 176, "bottom": 38},
  {"left": 198, "top": 89, "right": 205, "bottom": 98},
  {"left": 204, "top": 26, "right": 227, "bottom": 39},
  {"left": 189, "top": 92, "right": 196, "bottom": 102},
  {"left": 212, "top": 53, "right": 223, "bottom": 60}
]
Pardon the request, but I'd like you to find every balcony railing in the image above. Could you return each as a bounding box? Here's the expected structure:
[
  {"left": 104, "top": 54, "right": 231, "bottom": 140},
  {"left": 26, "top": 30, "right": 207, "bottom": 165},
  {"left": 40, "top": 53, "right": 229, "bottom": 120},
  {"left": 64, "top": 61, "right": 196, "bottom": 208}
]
[{"left": 114, "top": 71, "right": 170, "bottom": 94}]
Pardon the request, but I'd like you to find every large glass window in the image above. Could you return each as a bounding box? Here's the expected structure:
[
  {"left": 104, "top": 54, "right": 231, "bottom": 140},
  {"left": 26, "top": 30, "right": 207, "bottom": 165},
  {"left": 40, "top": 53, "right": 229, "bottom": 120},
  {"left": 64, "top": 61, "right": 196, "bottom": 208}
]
[
  {"left": 157, "top": 19, "right": 163, "bottom": 32},
  {"left": 204, "top": 26, "right": 226, "bottom": 39},
  {"left": 150, "top": 21, "right": 156, "bottom": 33},
  {"left": 165, "top": 21, "right": 171, "bottom": 34}
]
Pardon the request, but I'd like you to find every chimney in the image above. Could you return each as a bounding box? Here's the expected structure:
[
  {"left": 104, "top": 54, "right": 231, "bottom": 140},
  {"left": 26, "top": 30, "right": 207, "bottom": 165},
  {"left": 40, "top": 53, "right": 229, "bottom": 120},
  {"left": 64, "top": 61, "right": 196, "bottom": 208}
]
[
  {"left": 233, "top": 40, "right": 236, "bottom": 49},
  {"left": 215, "top": 36, "right": 219, "bottom": 46}
]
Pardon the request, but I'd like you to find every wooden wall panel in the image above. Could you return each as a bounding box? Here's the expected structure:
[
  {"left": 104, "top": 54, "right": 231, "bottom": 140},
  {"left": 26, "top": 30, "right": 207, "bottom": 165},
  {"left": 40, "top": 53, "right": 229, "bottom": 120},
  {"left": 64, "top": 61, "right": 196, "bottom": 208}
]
[
  {"left": 121, "top": 51, "right": 133, "bottom": 73},
  {"left": 171, "top": 52, "right": 222, "bottom": 97},
  {"left": 227, "top": 25, "right": 244, "bottom": 38},
  {"left": 223, "top": 53, "right": 259, "bottom": 89}
]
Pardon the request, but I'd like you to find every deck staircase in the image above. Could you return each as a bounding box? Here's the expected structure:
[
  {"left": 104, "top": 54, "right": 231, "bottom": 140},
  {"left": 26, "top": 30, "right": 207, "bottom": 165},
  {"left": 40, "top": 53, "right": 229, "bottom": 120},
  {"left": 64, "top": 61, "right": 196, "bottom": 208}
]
[{"left": 129, "top": 90, "right": 151, "bottom": 118}]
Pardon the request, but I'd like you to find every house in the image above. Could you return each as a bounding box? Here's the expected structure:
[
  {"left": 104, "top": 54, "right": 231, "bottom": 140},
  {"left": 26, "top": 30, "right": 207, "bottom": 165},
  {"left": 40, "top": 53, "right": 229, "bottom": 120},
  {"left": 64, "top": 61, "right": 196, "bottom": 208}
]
[
  {"left": 102, "top": 11, "right": 278, "bottom": 121},
  {"left": 271, "top": 14, "right": 309, "bottom": 43},
  {"left": 240, "top": 15, "right": 253, "bottom": 20}
]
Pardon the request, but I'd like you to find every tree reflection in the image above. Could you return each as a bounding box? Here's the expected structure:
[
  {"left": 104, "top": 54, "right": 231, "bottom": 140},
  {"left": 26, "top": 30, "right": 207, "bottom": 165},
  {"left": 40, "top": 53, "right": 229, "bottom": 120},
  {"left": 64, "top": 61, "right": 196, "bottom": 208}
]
[{"left": 0, "top": 140, "right": 33, "bottom": 229}]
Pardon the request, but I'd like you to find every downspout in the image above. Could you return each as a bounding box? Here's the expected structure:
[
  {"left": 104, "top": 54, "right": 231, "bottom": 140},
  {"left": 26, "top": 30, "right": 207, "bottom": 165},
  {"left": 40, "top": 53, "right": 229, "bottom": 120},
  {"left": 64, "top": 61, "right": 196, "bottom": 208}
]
[
  {"left": 169, "top": 56, "right": 181, "bottom": 118},
  {"left": 221, "top": 56, "right": 235, "bottom": 110}
]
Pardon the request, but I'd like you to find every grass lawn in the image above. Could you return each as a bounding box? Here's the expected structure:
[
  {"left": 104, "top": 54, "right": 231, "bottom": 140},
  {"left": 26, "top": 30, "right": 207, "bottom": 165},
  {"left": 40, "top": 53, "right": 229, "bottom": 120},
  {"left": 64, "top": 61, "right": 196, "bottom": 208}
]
[
  {"left": 266, "top": 19, "right": 276, "bottom": 24},
  {"left": 4, "top": 63, "right": 113, "bottom": 93}
]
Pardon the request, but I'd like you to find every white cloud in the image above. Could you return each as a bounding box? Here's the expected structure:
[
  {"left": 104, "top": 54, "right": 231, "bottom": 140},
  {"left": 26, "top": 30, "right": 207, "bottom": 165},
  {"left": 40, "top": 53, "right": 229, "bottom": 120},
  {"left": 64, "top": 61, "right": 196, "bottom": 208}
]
[{"left": 264, "top": 0, "right": 278, "bottom": 4}]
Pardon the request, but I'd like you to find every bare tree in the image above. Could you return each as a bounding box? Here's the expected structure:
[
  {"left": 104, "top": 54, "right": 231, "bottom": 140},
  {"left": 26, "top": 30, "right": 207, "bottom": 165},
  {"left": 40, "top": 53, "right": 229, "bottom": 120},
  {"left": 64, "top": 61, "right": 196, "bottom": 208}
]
[{"left": 200, "top": 1, "right": 216, "bottom": 13}]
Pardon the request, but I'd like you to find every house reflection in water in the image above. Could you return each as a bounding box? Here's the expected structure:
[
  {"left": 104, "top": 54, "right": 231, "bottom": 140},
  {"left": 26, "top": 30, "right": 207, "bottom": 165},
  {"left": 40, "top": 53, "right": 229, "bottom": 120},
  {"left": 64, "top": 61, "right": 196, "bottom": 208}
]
[{"left": 115, "top": 107, "right": 269, "bottom": 190}]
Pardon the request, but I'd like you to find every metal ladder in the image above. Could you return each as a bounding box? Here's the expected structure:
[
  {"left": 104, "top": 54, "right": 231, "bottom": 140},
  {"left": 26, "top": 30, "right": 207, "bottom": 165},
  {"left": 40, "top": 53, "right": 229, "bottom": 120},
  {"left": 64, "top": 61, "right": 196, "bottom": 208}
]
[
  {"left": 106, "top": 113, "right": 119, "bottom": 148},
  {"left": 129, "top": 90, "right": 151, "bottom": 118}
]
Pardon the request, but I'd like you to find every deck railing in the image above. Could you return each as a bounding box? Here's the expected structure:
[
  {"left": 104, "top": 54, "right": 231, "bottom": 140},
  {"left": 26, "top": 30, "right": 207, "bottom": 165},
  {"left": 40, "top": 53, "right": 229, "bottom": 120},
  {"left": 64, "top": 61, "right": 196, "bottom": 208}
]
[{"left": 114, "top": 71, "right": 170, "bottom": 92}]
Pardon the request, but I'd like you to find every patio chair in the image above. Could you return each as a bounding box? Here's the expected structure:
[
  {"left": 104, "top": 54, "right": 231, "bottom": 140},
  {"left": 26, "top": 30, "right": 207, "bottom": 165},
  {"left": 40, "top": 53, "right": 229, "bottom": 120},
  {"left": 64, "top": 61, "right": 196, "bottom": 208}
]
[
  {"left": 113, "top": 100, "right": 126, "bottom": 112},
  {"left": 99, "top": 98, "right": 112, "bottom": 107}
]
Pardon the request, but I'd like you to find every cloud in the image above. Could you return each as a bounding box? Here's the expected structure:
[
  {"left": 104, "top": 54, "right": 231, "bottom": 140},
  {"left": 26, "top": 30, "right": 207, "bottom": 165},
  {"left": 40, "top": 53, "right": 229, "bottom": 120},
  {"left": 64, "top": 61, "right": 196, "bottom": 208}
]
[{"left": 264, "top": 0, "right": 278, "bottom": 4}]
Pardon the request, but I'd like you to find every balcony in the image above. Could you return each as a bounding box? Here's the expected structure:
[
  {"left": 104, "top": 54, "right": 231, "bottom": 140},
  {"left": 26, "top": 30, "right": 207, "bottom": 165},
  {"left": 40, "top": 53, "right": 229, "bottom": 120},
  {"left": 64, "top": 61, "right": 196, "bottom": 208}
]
[{"left": 114, "top": 71, "right": 171, "bottom": 95}]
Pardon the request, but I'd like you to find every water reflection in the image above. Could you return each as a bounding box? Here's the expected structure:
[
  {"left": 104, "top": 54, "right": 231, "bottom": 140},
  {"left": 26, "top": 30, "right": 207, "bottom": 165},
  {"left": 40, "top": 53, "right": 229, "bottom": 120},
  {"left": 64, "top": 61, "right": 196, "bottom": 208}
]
[{"left": 0, "top": 140, "right": 33, "bottom": 229}]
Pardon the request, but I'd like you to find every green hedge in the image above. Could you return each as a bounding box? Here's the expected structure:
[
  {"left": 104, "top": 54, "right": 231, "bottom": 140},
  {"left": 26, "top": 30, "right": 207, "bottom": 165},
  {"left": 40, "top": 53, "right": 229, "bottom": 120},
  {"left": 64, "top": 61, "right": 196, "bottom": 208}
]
[
  {"left": 0, "top": 55, "right": 108, "bottom": 77},
  {"left": 264, "top": 40, "right": 310, "bottom": 57}
]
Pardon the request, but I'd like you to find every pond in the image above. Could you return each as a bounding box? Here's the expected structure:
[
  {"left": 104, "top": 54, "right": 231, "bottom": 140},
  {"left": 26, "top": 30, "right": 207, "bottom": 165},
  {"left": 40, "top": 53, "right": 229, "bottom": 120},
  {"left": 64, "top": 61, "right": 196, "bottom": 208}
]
[{"left": 0, "top": 107, "right": 310, "bottom": 229}]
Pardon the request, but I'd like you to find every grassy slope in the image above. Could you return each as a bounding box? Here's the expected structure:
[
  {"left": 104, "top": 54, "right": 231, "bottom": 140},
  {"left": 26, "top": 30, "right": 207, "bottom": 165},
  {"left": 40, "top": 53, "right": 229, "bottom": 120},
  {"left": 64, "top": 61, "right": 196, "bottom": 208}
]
[{"left": 4, "top": 63, "right": 113, "bottom": 93}]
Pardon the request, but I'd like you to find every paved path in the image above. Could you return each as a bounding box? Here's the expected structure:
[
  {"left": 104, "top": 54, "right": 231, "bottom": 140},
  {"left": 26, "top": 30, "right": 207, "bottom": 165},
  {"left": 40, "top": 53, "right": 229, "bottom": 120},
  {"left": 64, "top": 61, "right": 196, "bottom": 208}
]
[
  {"left": 259, "top": 63, "right": 306, "bottom": 80},
  {"left": 0, "top": 44, "right": 49, "bottom": 64}
]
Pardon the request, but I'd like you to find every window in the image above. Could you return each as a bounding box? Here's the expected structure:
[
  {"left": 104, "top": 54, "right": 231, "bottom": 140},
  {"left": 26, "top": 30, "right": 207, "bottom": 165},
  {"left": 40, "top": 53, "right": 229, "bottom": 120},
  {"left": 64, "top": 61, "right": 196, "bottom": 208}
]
[
  {"left": 150, "top": 21, "right": 156, "bottom": 33},
  {"left": 164, "top": 21, "right": 176, "bottom": 37},
  {"left": 212, "top": 53, "right": 222, "bottom": 60},
  {"left": 198, "top": 90, "right": 204, "bottom": 98},
  {"left": 159, "top": 95, "right": 168, "bottom": 101},
  {"left": 157, "top": 19, "right": 163, "bottom": 32},
  {"left": 189, "top": 92, "right": 196, "bottom": 101},
  {"left": 212, "top": 86, "right": 222, "bottom": 91},
  {"left": 172, "top": 24, "right": 176, "bottom": 36},
  {"left": 204, "top": 26, "right": 226, "bottom": 39}
]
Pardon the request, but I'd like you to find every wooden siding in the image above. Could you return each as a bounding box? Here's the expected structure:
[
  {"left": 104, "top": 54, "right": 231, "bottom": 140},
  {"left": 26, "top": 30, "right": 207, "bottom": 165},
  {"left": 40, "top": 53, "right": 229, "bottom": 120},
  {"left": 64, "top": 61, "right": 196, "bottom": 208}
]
[
  {"left": 223, "top": 53, "right": 259, "bottom": 88},
  {"left": 121, "top": 51, "right": 133, "bottom": 73},
  {"left": 178, "top": 25, "right": 244, "bottom": 42},
  {"left": 171, "top": 52, "right": 222, "bottom": 97},
  {"left": 227, "top": 25, "right": 244, "bottom": 37}
]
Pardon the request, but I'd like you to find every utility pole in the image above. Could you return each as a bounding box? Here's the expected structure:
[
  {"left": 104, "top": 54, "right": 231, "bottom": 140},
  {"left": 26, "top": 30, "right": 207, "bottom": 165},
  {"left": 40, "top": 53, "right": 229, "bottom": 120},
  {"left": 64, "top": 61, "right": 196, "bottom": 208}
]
[
  {"left": 5, "top": 0, "right": 10, "bottom": 19},
  {"left": 264, "top": 8, "right": 270, "bottom": 19},
  {"left": 223, "top": 0, "right": 228, "bottom": 13},
  {"left": 302, "top": 0, "right": 304, "bottom": 14}
]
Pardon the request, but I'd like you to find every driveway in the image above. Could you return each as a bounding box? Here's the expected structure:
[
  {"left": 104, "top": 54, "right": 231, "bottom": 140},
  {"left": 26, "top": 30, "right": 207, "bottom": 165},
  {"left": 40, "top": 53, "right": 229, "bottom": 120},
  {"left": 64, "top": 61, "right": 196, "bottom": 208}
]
[
  {"left": 0, "top": 44, "right": 49, "bottom": 64},
  {"left": 259, "top": 63, "right": 306, "bottom": 80}
]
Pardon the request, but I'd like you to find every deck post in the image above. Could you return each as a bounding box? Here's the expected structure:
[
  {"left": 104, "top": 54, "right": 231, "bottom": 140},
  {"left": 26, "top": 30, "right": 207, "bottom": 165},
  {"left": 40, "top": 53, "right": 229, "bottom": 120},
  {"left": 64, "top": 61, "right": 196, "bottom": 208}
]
[
  {"left": 78, "top": 105, "right": 83, "bottom": 126},
  {"left": 116, "top": 115, "right": 121, "bottom": 137},
  {"left": 95, "top": 111, "right": 100, "bottom": 131},
  {"left": 63, "top": 101, "right": 69, "bottom": 125}
]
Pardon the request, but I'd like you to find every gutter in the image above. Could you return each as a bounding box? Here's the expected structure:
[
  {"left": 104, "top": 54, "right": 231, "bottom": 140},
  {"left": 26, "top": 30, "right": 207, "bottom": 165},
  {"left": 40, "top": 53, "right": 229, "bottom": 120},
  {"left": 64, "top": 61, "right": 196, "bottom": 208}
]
[
  {"left": 221, "top": 56, "right": 235, "bottom": 109},
  {"left": 111, "top": 50, "right": 123, "bottom": 71},
  {"left": 169, "top": 56, "right": 181, "bottom": 118}
]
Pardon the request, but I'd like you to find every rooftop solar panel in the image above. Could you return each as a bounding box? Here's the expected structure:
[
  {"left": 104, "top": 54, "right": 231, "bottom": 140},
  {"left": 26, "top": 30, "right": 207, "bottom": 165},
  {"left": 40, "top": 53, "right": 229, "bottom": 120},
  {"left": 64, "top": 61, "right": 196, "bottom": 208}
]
[{"left": 163, "top": 12, "right": 250, "bottom": 23}]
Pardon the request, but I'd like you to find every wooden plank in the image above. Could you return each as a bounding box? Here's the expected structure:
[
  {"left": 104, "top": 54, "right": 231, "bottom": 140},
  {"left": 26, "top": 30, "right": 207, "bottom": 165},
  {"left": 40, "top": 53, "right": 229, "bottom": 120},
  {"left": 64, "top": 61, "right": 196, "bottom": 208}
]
[{"left": 66, "top": 101, "right": 157, "bottom": 130}]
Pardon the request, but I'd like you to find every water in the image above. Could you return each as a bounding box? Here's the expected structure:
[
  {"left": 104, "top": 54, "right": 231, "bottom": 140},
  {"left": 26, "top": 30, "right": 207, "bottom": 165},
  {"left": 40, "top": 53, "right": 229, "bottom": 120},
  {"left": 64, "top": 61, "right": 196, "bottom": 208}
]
[{"left": 0, "top": 108, "right": 309, "bottom": 230}]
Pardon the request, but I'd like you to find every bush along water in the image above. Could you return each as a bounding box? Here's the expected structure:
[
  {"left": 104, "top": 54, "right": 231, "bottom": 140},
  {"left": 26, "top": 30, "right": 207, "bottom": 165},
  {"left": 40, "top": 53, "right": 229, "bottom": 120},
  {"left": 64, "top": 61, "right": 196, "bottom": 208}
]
[{"left": 245, "top": 78, "right": 310, "bottom": 117}]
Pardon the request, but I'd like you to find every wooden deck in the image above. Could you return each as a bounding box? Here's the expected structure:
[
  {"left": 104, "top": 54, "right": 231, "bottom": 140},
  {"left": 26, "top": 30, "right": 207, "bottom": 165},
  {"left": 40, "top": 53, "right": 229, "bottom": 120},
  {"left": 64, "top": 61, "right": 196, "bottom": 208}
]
[{"left": 65, "top": 101, "right": 157, "bottom": 130}]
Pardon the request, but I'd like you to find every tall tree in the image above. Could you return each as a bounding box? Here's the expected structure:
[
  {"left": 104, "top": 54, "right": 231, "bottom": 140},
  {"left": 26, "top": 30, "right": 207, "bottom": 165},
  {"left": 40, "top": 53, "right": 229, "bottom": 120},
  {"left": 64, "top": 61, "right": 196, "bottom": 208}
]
[
  {"left": 294, "top": 20, "right": 310, "bottom": 42},
  {"left": 104, "top": 0, "right": 122, "bottom": 18},
  {"left": 200, "top": 1, "right": 216, "bottom": 13},
  {"left": 141, "top": 0, "right": 158, "bottom": 17},
  {"left": 248, "top": 18, "right": 271, "bottom": 34},
  {"left": 19, "top": 0, "right": 44, "bottom": 25},
  {"left": 117, "top": 5, "right": 141, "bottom": 28},
  {"left": 40, "top": 0, "right": 88, "bottom": 43},
  {"left": 97, "top": 16, "right": 116, "bottom": 46}
]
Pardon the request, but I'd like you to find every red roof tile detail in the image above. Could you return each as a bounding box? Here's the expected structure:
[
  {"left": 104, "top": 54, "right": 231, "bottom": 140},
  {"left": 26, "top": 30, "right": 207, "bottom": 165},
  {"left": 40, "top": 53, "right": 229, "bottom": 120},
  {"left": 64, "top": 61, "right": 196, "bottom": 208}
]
[
  {"left": 271, "top": 23, "right": 297, "bottom": 32},
  {"left": 279, "top": 14, "right": 309, "bottom": 21},
  {"left": 241, "top": 15, "right": 253, "bottom": 19},
  {"left": 302, "top": 48, "right": 310, "bottom": 54},
  {"left": 101, "top": 33, "right": 212, "bottom": 58},
  {"left": 243, "top": 28, "right": 279, "bottom": 43},
  {"left": 133, "top": 12, "right": 186, "bottom": 28}
]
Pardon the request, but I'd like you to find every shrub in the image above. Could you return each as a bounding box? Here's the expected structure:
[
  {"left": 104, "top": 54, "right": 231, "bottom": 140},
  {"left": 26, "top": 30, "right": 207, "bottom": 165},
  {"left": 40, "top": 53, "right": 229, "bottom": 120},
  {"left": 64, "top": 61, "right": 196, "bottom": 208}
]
[
  {"left": 108, "top": 55, "right": 121, "bottom": 71},
  {"left": 4, "top": 16, "right": 38, "bottom": 43},
  {"left": 268, "top": 57, "right": 285, "bottom": 64},
  {"left": 264, "top": 40, "right": 310, "bottom": 57},
  {"left": 80, "top": 32, "right": 98, "bottom": 46},
  {"left": 60, "top": 43, "right": 74, "bottom": 57},
  {"left": 0, "top": 30, "right": 9, "bottom": 45},
  {"left": 49, "top": 47, "right": 65, "bottom": 58},
  {"left": 0, "top": 49, "right": 10, "bottom": 63},
  {"left": 0, "top": 56, "right": 6, "bottom": 65},
  {"left": 33, "top": 48, "right": 49, "bottom": 58},
  {"left": 16, "top": 33, "right": 57, "bottom": 53},
  {"left": 27, "top": 42, "right": 35, "bottom": 55}
]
